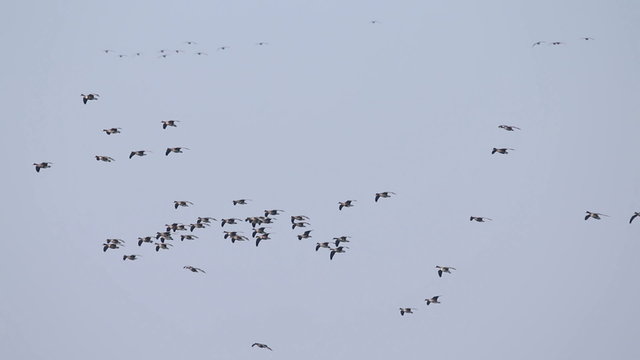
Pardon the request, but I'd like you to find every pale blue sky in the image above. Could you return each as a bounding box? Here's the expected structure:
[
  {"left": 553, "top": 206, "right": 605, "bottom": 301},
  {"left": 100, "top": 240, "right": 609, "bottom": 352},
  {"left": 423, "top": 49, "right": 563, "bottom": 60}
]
[{"left": 2, "top": 1, "right": 640, "bottom": 359}]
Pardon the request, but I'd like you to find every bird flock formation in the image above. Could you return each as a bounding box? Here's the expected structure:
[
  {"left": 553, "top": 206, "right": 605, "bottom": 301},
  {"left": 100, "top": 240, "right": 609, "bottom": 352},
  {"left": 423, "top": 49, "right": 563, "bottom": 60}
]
[{"left": 101, "top": 40, "right": 269, "bottom": 59}]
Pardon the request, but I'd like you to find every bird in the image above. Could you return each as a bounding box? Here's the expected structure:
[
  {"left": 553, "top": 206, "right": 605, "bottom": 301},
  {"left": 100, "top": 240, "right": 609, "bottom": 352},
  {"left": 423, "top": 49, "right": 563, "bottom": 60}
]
[
  {"left": 491, "top": 148, "right": 513, "bottom": 154},
  {"left": 155, "top": 232, "right": 173, "bottom": 242},
  {"left": 316, "top": 242, "right": 331, "bottom": 251},
  {"left": 333, "top": 236, "right": 350, "bottom": 246},
  {"left": 375, "top": 192, "right": 395, "bottom": 202},
  {"left": 129, "top": 150, "right": 150, "bottom": 159},
  {"left": 183, "top": 266, "right": 206, "bottom": 273},
  {"left": 330, "top": 246, "right": 349, "bottom": 260},
  {"left": 189, "top": 223, "right": 208, "bottom": 232},
  {"left": 217, "top": 46, "right": 230, "bottom": 51},
  {"left": 582, "top": 37, "right": 595, "bottom": 41},
  {"left": 123, "top": 255, "right": 141, "bottom": 261},
  {"left": 399, "top": 308, "right": 416, "bottom": 316},
  {"left": 255, "top": 234, "right": 271, "bottom": 247},
  {"left": 291, "top": 215, "right": 309, "bottom": 223},
  {"left": 252, "top": 227, "right": 270, "bottom": 238},
  {"left": 297, "top": 230, "right": 312, "bottom": 240},
  {"left": 630, "top": 212, "right": 640, "bottom": 224},
  {"left": 252, "top": 343, "right": 272, "bottom": 351},
  {"left": 256, "top": 42, "right": 269, "bottom": 46},
  {"left": 585, "top": 211, "right": 609, "bottom": 220},
  {"left": 370, "top": 20, "right": 381, "bottom": 24},
  {"left": 95, "top": 155, "right": 115, "bottom": 162},
  {"left": 165, "top": 147, "right": 189, "bottom": 156},
  {"left": 531, "top": 41, "right": 545, "bottom": 47},
  {"left": 103, "top": 243, "right": 120, "bottom": 252},
  {"left": 138, "top": 236, "right": 153, "bottom": 246},
  {"left": 180, "top": 234, "right": 198, "bottom": 241},
  {"left": 264, "top": 209, "right": 284, "bottom": 217},
  {"left": 292, "top": 221, "right": 310, "bottom": 229},
  {"left": 103, "top": 49, "right": 114, "bottom": 54},
  {"left": 498, "top": 125, "right": 520, "bottom": 131},
  {"left": 470, "top": 216, "right": 492, "bottom": 222},
  {"left": 425, "top": 296, "right": 441, "bottom": 305},
  {"left": 550, "top": 41, "right": 564, "bottom": 46},
  {"left": 174, "top": 200, "right": 193, "bottom": 209},
  {"left": 197, "top": 217, "right": 217, "bottom": 224},
  {"left": 223, "top": 231, "right": 243, "bottom": 239},
  {"left": 221, "top": 218, "right": 242, "bottom": 227},
  {"left": 436, "top": 266, "right": 456, "bottom": 278},
  {"left": 338, "top": 200, "right": 356, "bottom": 210},
  {"left": 233, "top": 199, "right": 251, "bottom": 205},
  {"left": 106, "top": 238, "right": 125, "bottom": 245},
  {"left": 194, "top": 52, "right": 208, "bottom": 56},
  {"left": 184, "top": 41, "right": 198, "bottom": 45},
  {"left": 81, "top": 93, "right": 99, "bottom": 104},
  {"left": 33, "top": 162, "right": 53, "bottom": 173},
  {"left": 102, "top": 127, "right": 121, "bottom": 135},
  {"left": 161, "top": 120, "right": 179, "bottom": 129},
  {"left": 155, "top": 243, "right": 173, "bottom": 251}
]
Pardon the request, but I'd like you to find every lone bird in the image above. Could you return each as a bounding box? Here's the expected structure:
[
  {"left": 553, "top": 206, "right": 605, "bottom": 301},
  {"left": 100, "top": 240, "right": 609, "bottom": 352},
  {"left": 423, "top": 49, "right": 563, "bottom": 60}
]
[
  {"left": 165, "top": 147, "right": 189, "bottom": 156},
  {"left": 436, "top": 266, "right": 456, "bottom": 278},
  {"left": 33, "top": 162, "right": 52, "bottom": 172},
  {"left": 174, "top": 200, "right": 193, "bottom": 209},
  {"left": 338, "top": 200, "right": 356, "bottom": 210},
  {"left": 161, "top": 120, "right": 179, "bottom": 129},
  {"left": 498, "top": 125, "right": 520, "bottom": 131},
  {"left": 585, "top": 211, "right": 608, "bottom": 221},
  {"left": 252, "top": 343, "right": 272, "bottom": 351},
  {"left": 81, "top": 93, "right": 99, "bottom": 104},
  {"left": 233, "top": 199, "right": 251, "bottom": 205},
  {"left": 122, "top": 255, "right": 141, "bottom": 261},
  {"left": 102, "top": 127, "right": 121, "bottom": 135},
  {"left": 399, "top": 308, "right": 416, "bottom": 316},
  {"left": 129, "top": 150, "right": 150, "bottom": 159},
  {"left": 492, "top": 148, "right": 513, "bottom": 154},
  {"left": 630, "top": 212, "right": 640, "bottom": 224},
  {"left": 183, "top": 266, "right": 206, "bottom": 273},
  {"left": 425, "top": 296, "right": 441, "bottom": 305},
  {"left": 375, "top": 192, "right": 396, "bottom": 202},
  {"left": 470, "top": 216, "right": 492, "bottom": 222},
  {"left": 95, "top": 155, "right": 115, "bottom": 162}
]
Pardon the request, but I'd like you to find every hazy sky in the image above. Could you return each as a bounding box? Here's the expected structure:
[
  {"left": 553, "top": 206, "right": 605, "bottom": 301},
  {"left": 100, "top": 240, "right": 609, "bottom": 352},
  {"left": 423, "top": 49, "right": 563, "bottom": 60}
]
[{"left": 3, "top": 1, "right": 640, "bottom": 359}]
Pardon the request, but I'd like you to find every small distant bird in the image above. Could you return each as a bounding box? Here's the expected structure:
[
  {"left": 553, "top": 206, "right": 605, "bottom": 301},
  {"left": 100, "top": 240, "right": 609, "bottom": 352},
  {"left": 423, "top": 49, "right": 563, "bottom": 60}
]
[
  {"left": 470, "top": 216, "right": 492, "bottom": 222},
  {"left": 138, "top": 236, "right": 153, "bottom": 246},
  {"left": 117, "top": 54, "right": 127, "bottom": 58},
  {"left": 174, "top": 200, "right": 193, "bottom": 209},
  {"left": 582, "top": 37, "right": 594, "bottom": 41},
  {"left": 370, "top": 20, "right": 381, "bottom": 24},
  {"left": 265, "top": 209, "right": 284, "bottom": 217},
  {"left": 297, "top": 230, "right": 312, "bottom": 240},
  {"left": 375, "top": 192, "right": 395, "bottom": 202},
  {"left": 123, "top": 255, "right": 141, "bottom": 261},
  {"left": 630, "top": 212, "right": 640, "bottom": 224},
  {"left": 252, "top": 343, "right": 272, "bottom": 351},
  {"left": 223, "top": 231, "right": 242, "bottom": 239},
  {"left": 184, "top": 41, "right": 198, "bottom": 45},
  {"left": 316, "top": 242, "right": 331, "bottom": 251},
  {"left": 81, "top": 93, "right": 99, "bottom": 104},
  {"left": 106, "top": 238, "right": 125, "bottom": 245},
  {"left": 103, "top": 243, "right": 120, "bottom": 252},
  {"left": 255, "top": 234, "right": 271, "bottom": 247},
  {"left": 95, "top": 155, "right": 115, "bottom": 162},
  {"left": 436, "top": 266, "right": 456, "bottom": 278},
  {"left": 330, "top": 246, "right": 349, "bottom": 260},
  {"left": 550, "top": 41, "right": 564, "bottom": 46},
  {"left": 33, "top": 162, "right": 53, "bottom": 173},
  {"left": 197, "top": 217, "right": 217, "bottom": 224},
  {"left": 292, "top": 221, "right": 310, "bottom": 229},
  {"left": 256, "top": 42, "right": 269, "bottom": 46},
  {"left": 102, "top": 127, "right": 121, "bottom": 135},
  {"left": 333, "top": 236, "right": 350, "bottom": 246},
  {"left": 291, "top": 215, "right": 309, "bottom": 223},
  {"left": 194, "top": 52, "right": 208, "bottom": 56},
  {"left": 103, "top": 49, "right": 114, "bottom": 53},
  {"left": 161, "top": 120, "right": 179, "bottom": 129},
  {"left": 585, "top": 211, "right": 608, "bottom": 221},
  {"left": 189, "top": 223, "right": 208, "bottom": 232},
  {"left": 134, "top": 52, "right": 143, "bottom": 56},
  {"left": 233, "top": 199, "right": 251, "bottom": 205},
  {"left": 183, "top": 266, "right": 206, "bottom": 273},
  {"left": 425, "top": 296, "right": 441, "bottom": 305},
  {"left": 217, "top": 46, "right": 230, "bottom": 51},
  {"left": 180, "top": 234, "right": 199, "bottom": 241},
  {"left": 159, "top": 54, "right": 169, "bottom": 58},
  {"left": 338, "top": 200, "right": 356, "bottom": 210},
  {"left": 498, "top": 125, "right": 520, "bottom": 131},
  {"left": 173, "top": 49, "right": 184, "bottom": 54},
  {"left": 129, "top": 150, "right": 150, "bottom": 159},
  {"left": 221, "top": 218, "right": 242, "bottom": 227},
  {"left": 399, "top": 308, "right": 416, "bottom": 316},
  {"left": 155, "top": 242, "right": 173, "bottom": 251},
  {"left": 165, "top": 147, "right": 189, "bottom": 156},
  {"left": 492, "top": 148, "right": 513, "bottom": 154},
  {"left": 531, "top": 41, "right": 545, "bottom": 47},
  {"left": 155, "top": 232, "right": 173, "bottom": 241}
]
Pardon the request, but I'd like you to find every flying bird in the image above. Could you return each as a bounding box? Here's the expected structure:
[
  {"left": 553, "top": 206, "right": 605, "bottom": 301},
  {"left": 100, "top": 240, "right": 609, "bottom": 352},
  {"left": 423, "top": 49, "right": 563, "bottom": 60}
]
[
  {"left": 221, "top": 218, "right": 242, "bottom": 227},
  {"left": 399, "top": 308, "right": 416, "bottom": 316},
  {"left": 138, "top": 236, "right": 153, "bottom": 246},
  {"left": 498, "top": 125, "right": 520, "bottom": 131},
  {"left": 194, "top": 52, "right": 208, "bottom": 56},
  {"left": 129, "top": 150, "right": 150, "bottom": 159},
  {"left": 102, "top": 127, "right": 121, "bottom": 135},
  {"left": 585, "top": 211, "right": 608, "bottom": 220},
  {"left": 165, "top": 147, "right": 189, "bottom": 156},
  {"left": 491, "top": 148, "right": 513, "bottom": 154},
  {"left": 630, "top": 212, "right": 640, "bottom": 224},
  {"left": 292, "top": 221, "right": 310, "bottom": 229},
  {"left": 184, "top": 41, "right": 198, "bottom": 45},
  {"left": 330, "top": 246, "right": 349, "bottom": 260},
  {"left": 122, "top": 255, "right": 141, "bottom": 261},
  {"left": 233, "top": 199, "right": 251, "bottom": 205},
  {"left": 183, "top": 266, "right": 206, "bottom": 273},
  {"left": 161, "top": 120, "right": 179, "bottom": 129},
  {"left": 264, "top": 209, "right": 284, "bottom": 217},
  {"left": 95, "top": 156, "right": 115, "bottom": 162},
  {"left": 470, "top": 216, "right": 492, "bottom": 222},
  {"left": 425, "top": 296, "right": 441, "bottom": 305},
  {"left": 531, "top": 41, "right": 545, "bottom": 47},
  {"left": 174, "top": 200, "right": 193, "bottom": 209},
  {"left": 252, "top": 343, "right": 272, "bottom": 351},
  {"left": 436, "top": 266, "right": 456, "bottom": 278},
  {"left": 103, "top": 243, "right": 120, "bottom": 252},
  {"left": 333, "top": 236, "right": 350, "bottom": 246},
  {"left": 297, "top": 230, "right": 312, "bottom": 240},
  {"left": 338, "top": 200, "right": 356, "bottom": 210},
  {"left": 180, "top": 234, "right": 199, "bottom": 241},
  {"left": 375, "top": 191, "right": 395, "bottom": 202},
  {"left": 33, "top": 162, "right": 52, "bottom": 172},
  {"left": 316, "top": 242, "right": 331, "bottom": 251},
  {"left": 155, "top": 243, "right": 173, "bottom": 251},
  {"left": 550, "top": 41, "right": 564, "bottom": 46},
  {"left": 81, "top": 93, "right": 99, "bottom": 104},
  {"left": 291, "top": 215, "right": 309, "bottom": 223}
]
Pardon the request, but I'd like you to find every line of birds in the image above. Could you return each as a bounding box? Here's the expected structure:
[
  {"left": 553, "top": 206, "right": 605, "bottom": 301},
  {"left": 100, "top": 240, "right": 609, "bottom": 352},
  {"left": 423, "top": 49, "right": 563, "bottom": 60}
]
[
  {"left": 531, "top": 37, "right": 594, "bottom": 47},
  {"left": 101, "top": 40, "right": 271, "bottom": 59}
]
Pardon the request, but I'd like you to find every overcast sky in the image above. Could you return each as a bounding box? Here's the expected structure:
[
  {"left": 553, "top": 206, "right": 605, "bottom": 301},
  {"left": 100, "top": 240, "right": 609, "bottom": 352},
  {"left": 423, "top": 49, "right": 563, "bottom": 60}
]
[{"left": 2, "top": 0, "right": 640, "bottom": 359}]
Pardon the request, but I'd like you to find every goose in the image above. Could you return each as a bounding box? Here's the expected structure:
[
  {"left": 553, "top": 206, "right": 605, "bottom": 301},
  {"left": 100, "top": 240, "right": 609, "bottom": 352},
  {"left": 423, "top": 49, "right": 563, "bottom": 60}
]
[
  {"left": 252, "top": 343, "right": 272, "bottom": 351},
  {"left": 155, "top": 242, "right": 173, "bottom": 251},
  {"left": 137, "top": 236, "right": 153, "bottom": 246},
  {"left": 106, "top": 238, "right": 125, "bottom": 245},
  {"left": 165, "top": 147, "right": 190, "bottom": 156},
  {"left": 252, "top": 227, "right": 270, "bottom": 238},
  {"left": 161, "top": 120, "right": 179, "bottom": 129},
  {"left": 197, "top": 217, "right": 217, "bottom": 224},
  {"left": 630, "top": 212, "right": 640, "bottom": 224},
  {"left": 103, "top": 243, "right": 120, "bottom": 252},
  {"left": 122, "top": 255, "right": 141, "bottom": 261},
  {"left": 582, "top": 37, "right": 594, "bottom": 41},
  {"left": 103, "top": 49, "right": 114, "bottom": 53},
  {"left": 375, "top": 192, "right": 395, "bottom": 202},
  {"left": 491, "top": 148, "right": 513, "bottom": 154},
  {"left": 217, "top": 46, "right": 230, "bottom": 51},
  {"left": 330, "top": 246, "right": 349, "bottom": 260},
  {"left": 370, "top": 20, "right": 380, "bottom": 24},
  {"left": 183, "top": 266, "right": 206, "bottom": 273},
  {"left": 180, "top": 234, "right": 198, "bottom": 241},
  {"left": 189, "top": 223, "right": 208, "bottom": 232},
  {"left": 245, "top": 216, "right": 263, "bottom": 227},
  {"left": 194, "top": 52, "right": 208, "bottom": 56},
  {"left": 255, "top": 234, "right": 271, "bottom": 247},
  {"left": 399, "top": 308, "right": 416, "bottom": 316},
  {"left": 436, "top": 266, "right": 456, "bottom": 278},
  {"left": 155, "top": 232, "right": 173, "bottom": 241},
  {"left": 264, "top": 209, "right": 284, "bottom": 217},
  {"left": 165, "top": 223, "right": 187, "bottom": 232},
  {"left": 129, "top": 150, "right": 150, "bottom": 159},
  {"left": 223, "top": 231, "right": 242, "bottom": 239},
  {"left": 33, "top": 162, "right": 53, "bottom": 172},
  {"left": 233, "top": 199, "right": 251, "bottom": 205},
  {"left": 297, "top": 230, "right": 313, "bottom": 240},
  {"left": 338, "top": 200, "right": 356, "bottom": 210},
  {"left": 95, "top": 155, "right": 115, "bottom": 162},
  {"left": 259, "top": 217, "right": 274, "bottom": 224},
  {"left": 425, "top": 296, "right": 441, "bottom": 305},
  {"left": 550, "top": 41, "right": 564, "bottom": 45},
  {"left": 230, "top": 234, "right": 250, "bottom": 243},
  {"left": 498, "top": 125, "right": 520, "bottom": 131},
  {"left": 221, "top": 218, "right": 242, "bottom": 227},
  {"left": 470, "top": 216, "right": 492, "bottom": 222},
  {"left": 292, "top": 221, "right": 310, "bottom": 229},
  {"left": 174, "top": 200, "right": 193, "bottom": 209},
  {"left": 173, "top": 49, "right": 184, "bottom": 54},
  {"left": 291, "top": 215, "right": 309, "bottom": 223},
  {"left": 117, "top": 54, "right": 127, "bottom": 58},
  {"left": 333, "top": 236, "right": 351, "bottom": 247},
  {"left": 102, "top": 127, "right": 121, "bottom": 135},
  {"left": 531, "top": 41, "right": 545, "bottom": 47},
  {"left": 256, "top": 42, "right": 269, "bottom": 46},
  {"left": 316, "top": 242, "right": 331, "bottom": 251},
  {"left": 585, "top": 211, "right": 609, "bottom": 220},
  {"left": 184, "top": 41, "right": 198, "bottom": 45},
  {"left": 81, "top": 93, "right": 99, "bottom": 104}
]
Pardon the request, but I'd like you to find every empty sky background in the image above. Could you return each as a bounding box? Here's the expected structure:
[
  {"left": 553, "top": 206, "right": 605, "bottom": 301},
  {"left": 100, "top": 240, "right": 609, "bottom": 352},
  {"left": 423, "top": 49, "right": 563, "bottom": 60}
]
[{"left": 2, "top": 0, "right": 640, "bottom": 359}]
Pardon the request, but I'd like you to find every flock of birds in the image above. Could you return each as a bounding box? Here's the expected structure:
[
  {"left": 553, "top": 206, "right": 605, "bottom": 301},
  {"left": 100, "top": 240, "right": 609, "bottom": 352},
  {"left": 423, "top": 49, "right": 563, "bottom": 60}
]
[
  {"left": 101, "top": 40, "right": 269, "bottom": 59},
  {"left": 30, "top": 32, "right": 629, "bottom": 353}
]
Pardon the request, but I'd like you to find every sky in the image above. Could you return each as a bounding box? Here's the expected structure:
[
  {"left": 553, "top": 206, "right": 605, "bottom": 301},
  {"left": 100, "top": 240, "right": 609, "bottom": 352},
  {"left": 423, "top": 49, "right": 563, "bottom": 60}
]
[{"left": 2, "top": 0, "right": 640, "bottom": 359}]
